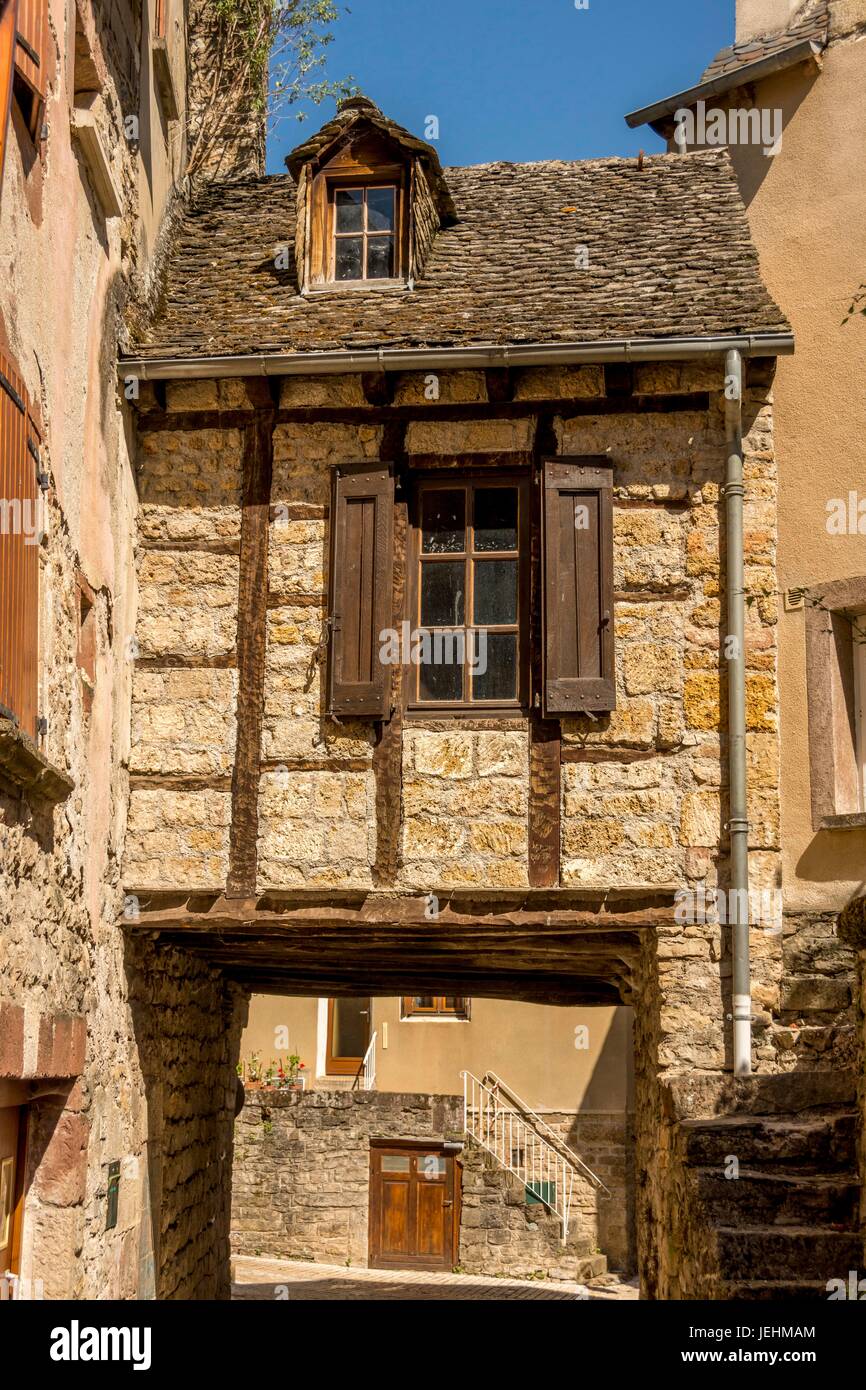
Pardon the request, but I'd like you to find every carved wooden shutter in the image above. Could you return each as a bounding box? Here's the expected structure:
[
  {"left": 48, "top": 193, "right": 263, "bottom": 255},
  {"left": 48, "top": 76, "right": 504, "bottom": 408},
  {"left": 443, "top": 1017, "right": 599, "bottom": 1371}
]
[
  {"left": 542, "top": 457, "right": 615, "bottom": 716},
  {"left": 329, "top": 462, "right": 394, "bottom": 717},
  {"left": 0, "top": 347, "right": 40, "bottom": 739}
]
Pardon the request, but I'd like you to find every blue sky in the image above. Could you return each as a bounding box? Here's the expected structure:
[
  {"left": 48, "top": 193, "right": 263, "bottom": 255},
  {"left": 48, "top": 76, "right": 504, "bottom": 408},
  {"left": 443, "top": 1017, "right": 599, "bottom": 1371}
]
[{"left": 267, "top": 0, "right": 733, "bottom": 174}]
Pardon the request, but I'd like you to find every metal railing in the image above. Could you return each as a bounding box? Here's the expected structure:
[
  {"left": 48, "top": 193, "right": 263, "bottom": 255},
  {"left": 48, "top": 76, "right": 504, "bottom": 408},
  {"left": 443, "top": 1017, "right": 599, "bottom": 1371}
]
[
  {"left": 353, "top": 1031, "right": 377, "bottom": 1091},
  {"left": 461, "top": 1070, "right": 610, "bottom": 1241}
]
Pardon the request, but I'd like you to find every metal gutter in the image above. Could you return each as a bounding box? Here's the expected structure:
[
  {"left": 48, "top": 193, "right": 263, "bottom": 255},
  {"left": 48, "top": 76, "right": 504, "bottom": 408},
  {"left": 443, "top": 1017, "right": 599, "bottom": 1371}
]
[
  {"left": 625, "top": 39, "right": 822, "bottom": 131},
  {"left": 724, "top": 348, "right": 752, "bottom": 1077},
  {"left": 119, "top": 333, "right": 794, "bottom": 382}
]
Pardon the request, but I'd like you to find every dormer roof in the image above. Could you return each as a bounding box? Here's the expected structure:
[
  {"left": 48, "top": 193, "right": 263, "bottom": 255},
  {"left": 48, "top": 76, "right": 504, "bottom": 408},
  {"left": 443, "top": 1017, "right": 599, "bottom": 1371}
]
[{"left": 286, "top": 95, "right": 457, "bottom": 225}]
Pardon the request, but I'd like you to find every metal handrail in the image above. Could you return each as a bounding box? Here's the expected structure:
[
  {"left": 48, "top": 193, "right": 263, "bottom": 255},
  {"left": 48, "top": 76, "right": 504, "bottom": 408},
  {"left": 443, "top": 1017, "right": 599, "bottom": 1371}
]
[
  {"left": 356, "top": 1030, "right": 376, "bottom": 1091},
  {"left": 461, "top": 1070, "right": 610, "bottom": 1242},
  {"left": 481, "top": 1071, "right": 611, "bottom": 1196}
]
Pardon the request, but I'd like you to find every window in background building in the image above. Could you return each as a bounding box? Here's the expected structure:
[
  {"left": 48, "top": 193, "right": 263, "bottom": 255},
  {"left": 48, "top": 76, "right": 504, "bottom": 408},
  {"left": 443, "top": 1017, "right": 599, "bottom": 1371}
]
[{"left": 401, "top": 997, "right": 470, "bottom": 1020}]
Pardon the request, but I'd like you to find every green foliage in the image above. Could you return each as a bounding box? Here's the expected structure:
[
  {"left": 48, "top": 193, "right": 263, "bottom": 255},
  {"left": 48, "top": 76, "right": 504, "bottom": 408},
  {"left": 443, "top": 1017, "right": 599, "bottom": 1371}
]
[{"left": 187, "top": 0, "right": 354, "bottom": 175}]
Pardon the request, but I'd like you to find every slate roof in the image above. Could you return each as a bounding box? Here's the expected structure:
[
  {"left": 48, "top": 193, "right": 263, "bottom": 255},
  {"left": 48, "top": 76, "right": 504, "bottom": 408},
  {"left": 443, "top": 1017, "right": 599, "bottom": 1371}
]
[
  {"left": 129, "top": 149, "right": 789, "bottom": 362},
  {"left": 700, "top": 0, "right": 829, "bottom": 83}
]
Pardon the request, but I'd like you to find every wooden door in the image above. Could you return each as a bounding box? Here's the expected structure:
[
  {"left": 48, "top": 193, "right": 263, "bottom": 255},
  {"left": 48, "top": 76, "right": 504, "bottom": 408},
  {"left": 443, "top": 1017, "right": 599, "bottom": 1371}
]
[
  {"left": 326, "top": 997, "right": 371, "bottom": 1076},
  {"left": 369, "top": 1144, "right": 459, "bottom": 1272},
  {"left": 0, "top": 1106, "right": 22, "bottom": 1275}
]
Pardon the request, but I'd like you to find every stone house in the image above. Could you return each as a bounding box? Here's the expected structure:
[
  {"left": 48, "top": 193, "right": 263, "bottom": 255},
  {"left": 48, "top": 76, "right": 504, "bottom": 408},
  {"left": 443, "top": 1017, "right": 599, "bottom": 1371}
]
[{"left": 117, "top": 87, "right": 851, "bottom": 1296}]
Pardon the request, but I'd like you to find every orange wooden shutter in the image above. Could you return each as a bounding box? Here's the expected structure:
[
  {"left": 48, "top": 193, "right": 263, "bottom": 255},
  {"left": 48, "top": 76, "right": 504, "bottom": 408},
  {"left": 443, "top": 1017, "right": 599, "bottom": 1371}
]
[
  {"left": 542, "top": 457, "right": 615, "bottom": 716},
  {"left": 329, "top": 462, "right": 394, "bottom": 718},
  {"left": 0, "top": 348, "right": 40, "bottom": 739},
  {"left": 13, "top": 0, "right": 47, "bottom": 100},
  {"left": 0, "top": 0, "right": 17, "bottom": 194}
]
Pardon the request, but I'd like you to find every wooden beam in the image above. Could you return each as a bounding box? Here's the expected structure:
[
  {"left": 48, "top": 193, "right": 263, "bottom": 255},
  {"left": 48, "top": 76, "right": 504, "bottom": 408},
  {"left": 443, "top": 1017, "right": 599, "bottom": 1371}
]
[
  {"left": 528, "top": 412, "right": 561, "bottom": 888},
  {"left": 134, "top": 394, "right": 711, "bottom": 434},
  {"left": 372, "top": 423, "right": 407, "bottom": 886},
  {"left": 227, "top": 407, "right": 275, "bottom": 896},
  {"left": 122, "top": 891, "right": 674, "bottom": 933}
]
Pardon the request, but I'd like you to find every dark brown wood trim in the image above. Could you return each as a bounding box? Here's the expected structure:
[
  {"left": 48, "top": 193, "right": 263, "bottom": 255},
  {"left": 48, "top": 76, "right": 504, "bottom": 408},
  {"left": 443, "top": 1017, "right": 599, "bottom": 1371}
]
[
  {"left": 227, "top": 408, "right": 275, "bottom": 896},
  {"left": 134, "top": 393, "right": 711, "bottom": 434},
  {"left": 260, "top": 757, "right": 372, "bottom": 774},
  {"left": 123, "top": 888, "right": 675, "bottom": 931},
  {"left": 130, "top": 773, "right": 233, "bottom": 791},
  {"left": 138, "top": 538, "right": 241, "bottom": 555},
  {"left": 134, "top": 652, "right": 238, "bottom": 670},
  {"left": 528, "top": 413, "right": 561, "bottom": 888},
  {"left": 403, "top": 451, "right": 534, "bottom": 470},
  {"left": 403, "top": 716, "right": 527, "bottom": 731},
  {"left": 372, "top": 423, "right": 407, "bottom": 886}
]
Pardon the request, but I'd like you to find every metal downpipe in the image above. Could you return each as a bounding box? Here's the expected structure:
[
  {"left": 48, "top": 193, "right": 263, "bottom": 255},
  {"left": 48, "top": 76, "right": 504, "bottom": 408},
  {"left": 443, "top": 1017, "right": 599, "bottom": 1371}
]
[{"left": 724, "top": 349, "right": 752, "bottom": 1076}]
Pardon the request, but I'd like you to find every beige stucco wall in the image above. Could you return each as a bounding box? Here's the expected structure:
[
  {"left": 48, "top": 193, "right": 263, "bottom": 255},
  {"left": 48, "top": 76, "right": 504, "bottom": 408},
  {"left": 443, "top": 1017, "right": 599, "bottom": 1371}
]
[
  {"left": 666, "top": 9, "right": 866, "bottom": 912},
  {"left": 240, "top": 996, "right": 633, "bottom": 1112},
  {"left": 723, "top": 27, "right": 866, "bottom": 911}
]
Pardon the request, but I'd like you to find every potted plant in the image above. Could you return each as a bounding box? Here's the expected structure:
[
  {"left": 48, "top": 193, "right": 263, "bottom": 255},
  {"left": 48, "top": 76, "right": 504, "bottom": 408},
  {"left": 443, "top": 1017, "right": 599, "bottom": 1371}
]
[
  {"left": 240, "top": 1052, "right": 263, "bottom": 1090},
  {"left": 277, "top": 1054, "right": 306, "bottom": 1091}
]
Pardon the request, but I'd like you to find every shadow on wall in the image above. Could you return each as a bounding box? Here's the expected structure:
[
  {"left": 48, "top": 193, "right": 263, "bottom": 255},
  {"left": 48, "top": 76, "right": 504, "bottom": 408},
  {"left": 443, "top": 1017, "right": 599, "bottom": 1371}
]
[
  {"left": 726, "top": 68, "right": 820, "bottom": 210},
  {"left": 123, "top": 932, "right": 249, "bottom": 1301},
  {"left": 565, "top": 1006, "right": 637, "bottom": 1276}
]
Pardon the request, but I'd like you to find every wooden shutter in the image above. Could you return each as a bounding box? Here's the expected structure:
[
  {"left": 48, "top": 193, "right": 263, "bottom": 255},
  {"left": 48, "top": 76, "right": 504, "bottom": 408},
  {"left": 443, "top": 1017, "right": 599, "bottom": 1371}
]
[
  {"left": 0, "top": 348, "right": 39, "bottom": 739},
  {"left": 13, "top": 0, "right": 46, "bottom": 101},
  {"left": 329, "top": 462, "right": 394, "bottom": 717},
  {"left": 0, "top": 0, "right": 17, "bottom": 194},
  {"left": 542, "top": 457, "right": 615, "bottom": 716}
]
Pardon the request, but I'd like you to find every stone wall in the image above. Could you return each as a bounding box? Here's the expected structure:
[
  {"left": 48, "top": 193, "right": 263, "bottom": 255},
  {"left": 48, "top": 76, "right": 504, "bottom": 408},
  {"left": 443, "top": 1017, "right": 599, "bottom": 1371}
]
[
  {"left": 129, "top": 362, "right": 784, "bottom": 956},
  {"left": 0, "top": 0, "right": 250, "bottom": 1304},
  {"left": 231, "top": 1089, "right": 634, "bottom": 1280}
]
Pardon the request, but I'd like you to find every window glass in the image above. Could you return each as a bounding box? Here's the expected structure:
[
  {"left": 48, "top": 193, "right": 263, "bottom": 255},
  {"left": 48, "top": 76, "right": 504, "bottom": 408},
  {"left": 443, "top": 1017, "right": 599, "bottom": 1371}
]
[
  {"left": 367, "top": 186, "right": 395, "bottom": 231},
  {"left": 422, "top": 490, "right": 465, "bottom": 553},
  {"left": 474, "top": 559, "right": 518, "bottom": 626},
  {"left": 474, "top": 488, "right": 518, "bottom": 552},
  {"left": 381, "top": 1155, "right": 411, "bottom": 1173},
  {"left": 335, "top": 188, "right": 364, "bottom": 232},
  {"left": 413, "top": 481, "right": 523, "bottom": 707}
]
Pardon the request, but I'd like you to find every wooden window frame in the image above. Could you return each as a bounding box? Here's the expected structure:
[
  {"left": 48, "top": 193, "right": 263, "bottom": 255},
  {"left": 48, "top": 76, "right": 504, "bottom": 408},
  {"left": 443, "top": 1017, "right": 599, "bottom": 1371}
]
[
  {"left": 329, "top": 180, "right": 401, "bottom": 284},
  {"left": 325, "top": 997, "right": 371, "bottom": 1075},
  {"left": 404, "top": 472, "right": 530, "bottom": 719},
  {"left": 804, "top": 576, "right": 866, "bottom": 829},
  {"left": 400, "top": 996, "right": 470, "bottom": 1020}
]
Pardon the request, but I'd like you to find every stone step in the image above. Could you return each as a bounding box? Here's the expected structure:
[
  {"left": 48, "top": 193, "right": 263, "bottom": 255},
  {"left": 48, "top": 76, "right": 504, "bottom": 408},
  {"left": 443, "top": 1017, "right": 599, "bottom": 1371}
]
[
  {"left": 721, "top": 1279, "right": 838, "bottom": 1301},
  {"left": 668, "top": 1068, "right": 856, "bottom": 1120},
  {"left": 694, "top": 1168, "right": 860, "bottom": 1228},
  {"left": 680, "top": 1110, "right": 857, "bottom": 1169},
  {"left": 714, "top": 1226, "right": 863, "bottom": 1281}
]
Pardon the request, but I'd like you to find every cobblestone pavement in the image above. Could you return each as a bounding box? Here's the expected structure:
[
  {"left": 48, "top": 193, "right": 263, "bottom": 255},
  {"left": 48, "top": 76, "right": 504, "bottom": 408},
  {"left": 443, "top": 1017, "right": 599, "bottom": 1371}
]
[{"left": 232, "top": 1255, "right": 639, "bottom": 1301}]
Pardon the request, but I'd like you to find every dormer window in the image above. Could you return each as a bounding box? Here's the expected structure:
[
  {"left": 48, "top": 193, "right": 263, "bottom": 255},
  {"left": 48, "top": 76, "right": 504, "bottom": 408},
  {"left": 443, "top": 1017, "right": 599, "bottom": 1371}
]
[
  {"left": 287, "top": 95, "right": 457, "bottom": 296},
  {"left": 333, "top": 185, "right": 398, "bottom": 281}
]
